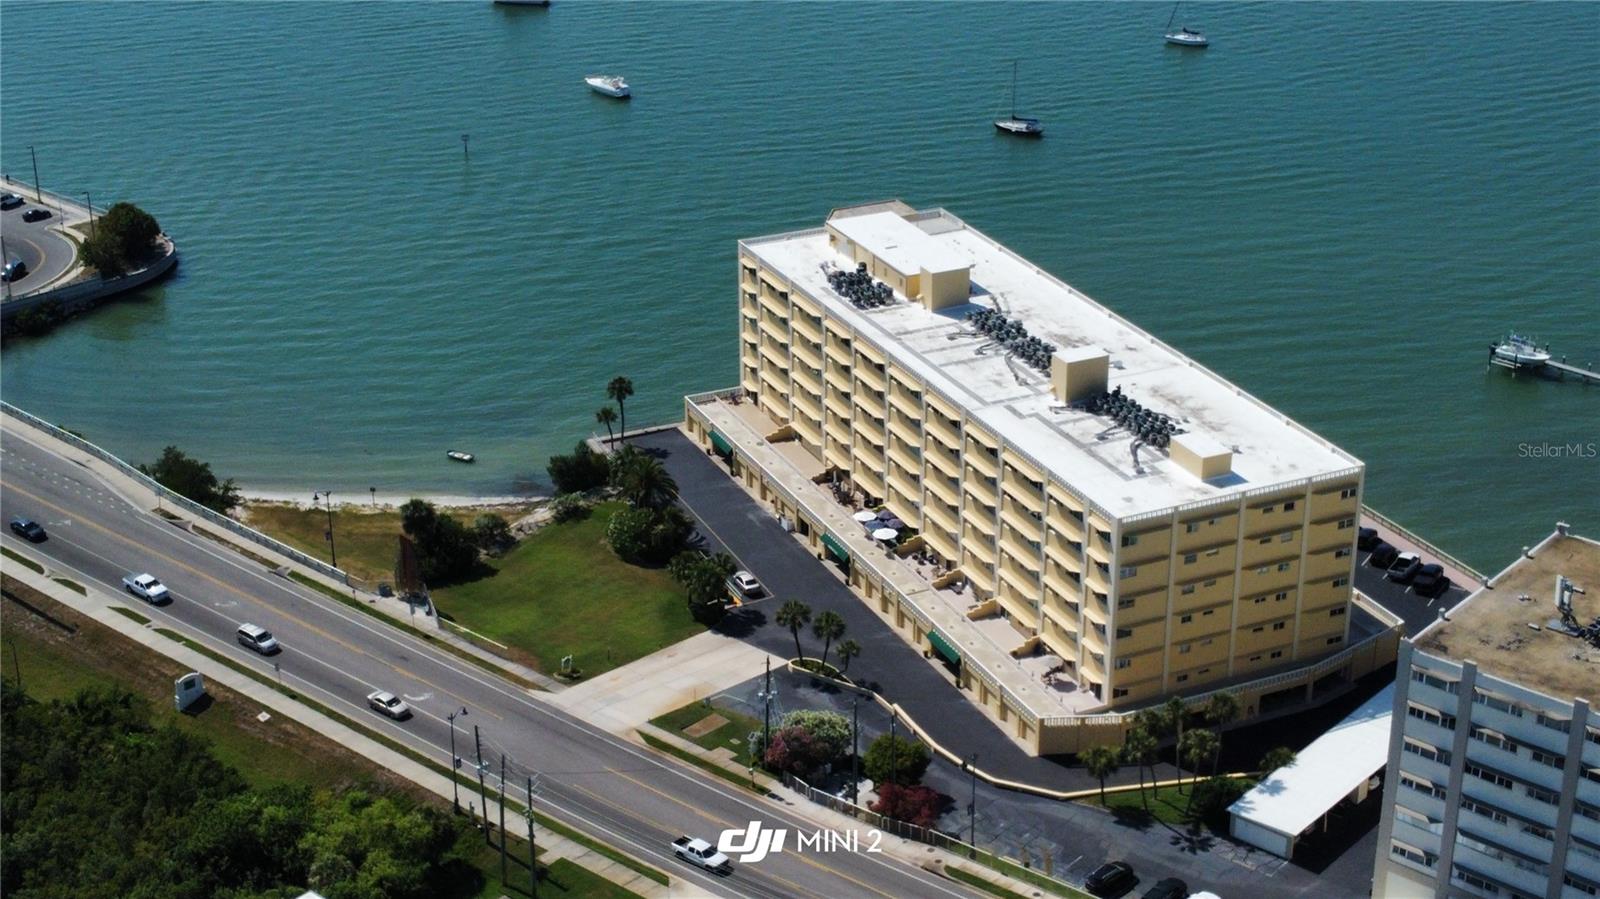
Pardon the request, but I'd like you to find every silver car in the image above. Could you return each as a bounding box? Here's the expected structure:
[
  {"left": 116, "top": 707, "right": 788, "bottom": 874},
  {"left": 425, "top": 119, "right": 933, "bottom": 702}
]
[{"left": 366, "top": 690, "right": 411, "bottom": 720}]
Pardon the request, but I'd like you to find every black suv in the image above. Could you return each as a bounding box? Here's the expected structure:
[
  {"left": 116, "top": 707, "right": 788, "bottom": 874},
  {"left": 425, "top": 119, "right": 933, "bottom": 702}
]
[
  {"left": 1085, "top": 860, "right": 1136, "bottom": 896},
  {"left": 9, "top": 517, "right": 47, "bottom": 542},
  {"left": 21, "top": 208, "right": 51, "bottom": 222},
  {"left": 1142, "top": 878, "right": 1189, "bottom": 899},
  {"left": 1357, "top": 526, "right": 1380, "bottom": 551},
  {"left": 1412, "top": 564, "right": 1451, "bottom": 598}
]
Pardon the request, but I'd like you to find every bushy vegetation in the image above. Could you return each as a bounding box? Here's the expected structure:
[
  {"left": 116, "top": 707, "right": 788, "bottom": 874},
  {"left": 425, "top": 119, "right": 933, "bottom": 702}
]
[
  {"left": 548, "top": 493, "right": 589, "bottom": 523},
  {"left": 759, "top": 709, "right": 853, "bottom": 778},
  {"left": 545, "top": 441, "right": 609, "bottom": 494},
  {"left": 667, "top": 551, "right": 736, "bottom": 623},
  {"left": 0, "top": 684, "right": 479, "bottom": 899},
  {"left": 9, "top": 299, "right": 68, "bottom": 337},
  {"left": 863, "top": 733, "right": 931, "bottom": 787},
  {"left": 869, "top": 783, "right": 945, "bottom": 828},
  {"left": 471, "top": 513, "right": 512, "bottom": 554},
  {"left": 400, "top": 499, "right": 480, "bottom": 585},
  {"left": 140, "top": 445, "right": 241, "bottom": 513},
  {"left": 78, "top": 201, "right": 161, "bottom": 277}
]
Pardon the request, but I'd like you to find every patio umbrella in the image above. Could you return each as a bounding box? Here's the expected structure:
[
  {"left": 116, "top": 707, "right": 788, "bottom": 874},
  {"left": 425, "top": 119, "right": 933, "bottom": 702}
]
[
  {"left": 884, "top": 517, "right": 905, "bottom": 530},
  {"left": 872, "top": 527, "right": 898, "bottom": 542},
  {"left": 853, "top": 510, "right": 879, "bottom": 523},
  {"left": 876, "top": 509, "right": 896, "bottom": 520}
]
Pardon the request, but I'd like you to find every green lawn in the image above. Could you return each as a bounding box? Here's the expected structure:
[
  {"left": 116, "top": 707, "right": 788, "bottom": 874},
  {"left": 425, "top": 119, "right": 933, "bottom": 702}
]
[
  {"left": 243, "top": 501, "right": 534, "bottom": 583},
  {"left": 1089, "top": 780, "right": 1213, "bottom": 827},
  {"left": 650, "top": 699, "right": 766, "bottom": 768},
  {"left": 460, "top": 836, "right": 640, "bottom": 899},
  {"left": 433, "top": 502, "right": 700, "bottom": 677}
]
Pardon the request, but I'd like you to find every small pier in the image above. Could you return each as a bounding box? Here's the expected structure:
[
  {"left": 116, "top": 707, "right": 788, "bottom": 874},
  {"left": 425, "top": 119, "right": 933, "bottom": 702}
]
[
  {"left": 1487, "top": 335, "right": 1599, "bottom": 385},
  {"left": 1542, "top": 358, "right": 1600, "bottom": 384}
]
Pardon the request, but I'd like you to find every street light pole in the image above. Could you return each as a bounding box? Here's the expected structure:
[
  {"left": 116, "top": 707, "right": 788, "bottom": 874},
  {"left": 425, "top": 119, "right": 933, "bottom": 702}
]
[
  {"left": 448, "top": 708, "right": 467, "bottom": 813},
  {"left": 762, "top": 656, "right": 772, "bottom": 752},
  {"left": 28, "top": 146, "right": 40, "bottom": 202},
  {"left": 850, "top": 695, "right": 860, "bottom": 802},
  {"left": 967, "top": 752, "right": 978, "bottom": 857},
  {"left": 889, "top": 711, "right": 898, "bottom": 787},
  {"left": 313, "top": 491, "right": 338, "bottom": 568},
  {"left": 84, "top": 193, "right": 95, "bottom": 237},
  {"left": 474, "top": 725, "right": 491, "bottom": 844}
]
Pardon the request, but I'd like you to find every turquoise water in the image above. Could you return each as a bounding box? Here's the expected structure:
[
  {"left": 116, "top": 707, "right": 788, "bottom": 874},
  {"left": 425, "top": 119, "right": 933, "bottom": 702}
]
[{"left": 2, "top": 2, "right": 1595, "bottom": 570}]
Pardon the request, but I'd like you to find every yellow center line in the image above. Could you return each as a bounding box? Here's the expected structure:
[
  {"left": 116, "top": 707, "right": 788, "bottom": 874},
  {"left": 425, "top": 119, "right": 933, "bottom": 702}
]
[
  {"left": 2, "top": 478, "right": 499, "bottom": 719},
  {"left": 604, "top": 767, "right": 899, "bottom": 899}
]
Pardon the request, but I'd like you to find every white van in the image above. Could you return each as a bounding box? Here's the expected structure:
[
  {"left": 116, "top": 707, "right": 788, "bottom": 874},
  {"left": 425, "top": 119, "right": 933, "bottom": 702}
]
[{"left": 236, "top": 623, "right": 280, "bottom": 654}]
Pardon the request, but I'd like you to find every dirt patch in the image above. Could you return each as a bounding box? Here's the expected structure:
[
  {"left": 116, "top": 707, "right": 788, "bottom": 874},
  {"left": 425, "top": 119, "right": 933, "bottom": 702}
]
[{"left": 682, "top": 712, "right": 729, "bottom": 739}]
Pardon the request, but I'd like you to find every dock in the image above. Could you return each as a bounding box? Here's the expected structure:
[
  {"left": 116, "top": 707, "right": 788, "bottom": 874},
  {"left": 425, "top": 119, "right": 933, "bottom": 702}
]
[{"left": 1488, "top": 353, "right": 1600, "bottom": 385}]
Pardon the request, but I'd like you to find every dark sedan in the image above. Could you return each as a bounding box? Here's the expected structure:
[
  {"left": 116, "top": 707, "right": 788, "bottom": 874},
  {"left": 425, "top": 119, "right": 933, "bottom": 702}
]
[
  {"left": 0, "top": 193, "right": 23, "bottom": 210},
  {"left": 1085, "top": 860, "right": 1136, "bottom": 897},
  {"left": 21, "top": 208, "right": 52, "bottom": 222},
  {"left": 1142, "top": 878, "right": 1189, "bottom": 899},
  {"left": 1412, "top": 564, "right": 1451, "bottom": 598},
  {"left": 9, "top": 517, "right": 47, "bottom": 542},
  {"left": 1357, "top": 526, "right": 1380, "bottom": 551}
]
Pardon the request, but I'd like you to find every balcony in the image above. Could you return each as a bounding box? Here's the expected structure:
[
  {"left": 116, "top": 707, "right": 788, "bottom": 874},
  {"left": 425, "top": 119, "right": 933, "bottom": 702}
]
[
  {"left": 925, "top": 414, "right": 961, "bottom": 450},
  {"left": 759, "top": 287, "right": 788, "bottom": 318},
  {"left": 791, "top": 364, "right": 822, "bottom": 397},
  {"left": 792, "top": 311, "right": 823, "bottom": 343},
  {"left": 888, "top": 410, "right": 921, "bottom": 447},
  {"left": 824, "top": 415, "right": 851, "bottom": 448},
  {"left": 855, "top": 363, "right": 887, "bottom": 393},
  {"left": 888, "top": 464, "right": 921, "bottom": 504},
  {"left": 740, "top": 316, "right": 758, "bottom": 342},
  {"left": 792, "top": 338, "right": 823, "bottom": 371},
  {"left": 1044, "top": 562, "right": 1080, "bottom": 600},
  {"left": 1000, "top": 499, "right": 1044, "bottom": 544},
  {"left": 824, "top": 389, "right": 852, "bottom": 420},
  {"left": 791, "top": 385, "right": 822, "bottom": 418},
  {"left": 925, "top": 443, "right": 961, "bottom": 479},
  {"left": 888, "top": 385, "right": 923, "bottom": 420},
  {"left": 924, "top": 470, "right": 960, "bottom": 507},
  {"left": 963, "top": 498, "right": 997, "bottom": 535},
  {"left": 924, "top": 497, "right": 960, "bottom": 535},
  {"left": 1001, "top": 469, "right": 1046, "bottom": 515},
  {"left": 825, "top": 337, "right": 852, "bottom": 367},
  {"left": 964, "top": 470, "right": 999, "bottom": 501},
  {"left": 855, "top": 387, "right": 887, "bottom": 417},
  {"left": 1000, "top": 525, "right": 1042, "bottom": 567},
  {"left": 965, "top": 444, "right": 1000, "bottom": 478}
]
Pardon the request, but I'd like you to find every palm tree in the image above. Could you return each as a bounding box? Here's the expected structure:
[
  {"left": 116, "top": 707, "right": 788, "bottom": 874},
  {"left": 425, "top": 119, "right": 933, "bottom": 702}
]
[
  {"left": 611, "top": 451, "right": 677, "bottom": 509},
  {"left": 836, "top": 639, "right": 861, "bottom": 674},
  {"left": 1260, "top": 746, "right": 1297, "bottom": 775},
  {"left": 811, "top": 611, "right": 846, "bottom": 670},
  {"left": 607, "top": 376, "right": 635, "bottom": 442},
  {"left": 1163, "top": 695, "right": 1186, "bottom": 751},
  {"left": 1121, "top": 726, "right": 1158, "bottom": 812},
  {"left": 1204, "top": 692, "right": 1240, "bottom": 775},
  {"left": 776, "top": 600, "right": 812, "bottom": 661},
  {"left": 1081, "top": 745, "right": 1120, "bottom": 807},
  {"left": 1179, "top": 729, "right": 1218, "bottom": 798},
  {"left": 595, "top": 406, "right": 618, "bottom": 445}
]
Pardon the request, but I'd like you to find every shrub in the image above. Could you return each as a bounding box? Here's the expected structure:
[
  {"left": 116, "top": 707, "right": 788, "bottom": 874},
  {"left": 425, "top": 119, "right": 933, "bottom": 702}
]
[
  {"left": 863, "top": 733, "right": 930, "bottom": 787},
  {"left": 870, "top": 783, "right": 945, "bottom": 828},
  {"left": 139, "top": 445, "right": 241, "bottom": 513},
  {"left": 778, "top": 710, "right": 850, "bottom": 762},
  {"left": 472, "top": 514, "right": 512, "bottom": 553},
  {"left": 605, "top": 506, "right": 657, "bottom": 562},
  {"left": 668, "top": 550, "right": 735, "bottom": 623},
  {"left": 549, "top": 493, "right": 589, "bottom": 523},
  {"left": 77, "top": 202, "right": 161, "bottom": 277},
  {"left": 762, "top": 725, "right": 833, "bottom": 778},
  {"left": 546, "top": 441, "right": 609, "bottom": 494},
  {"left": 1188, "top": 775, "right": 1253, "bottom": 826},
  {"left": 400, "top": 499, "right": 479, "bottom": 585}
]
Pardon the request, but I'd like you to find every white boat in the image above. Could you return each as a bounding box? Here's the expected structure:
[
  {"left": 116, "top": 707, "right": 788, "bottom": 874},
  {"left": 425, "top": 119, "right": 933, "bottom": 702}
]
[
  {"left": 1489, "top": 334, "right": 1551, "bottom": 368},
  {"left": 585, "top": 74, "right": 630, "bottom": 99},
  {"left": 446, "top": 450, "right": 476, "bottom": 463},
  {"left": 993, "top": 61, "right": 1043, "bottom": 137},
  {"left": 493, "top": 0, "right": 550, "bottom": 7},
  {"left": 1164, "top": 3, "right": 1209, "bottom": 47}
]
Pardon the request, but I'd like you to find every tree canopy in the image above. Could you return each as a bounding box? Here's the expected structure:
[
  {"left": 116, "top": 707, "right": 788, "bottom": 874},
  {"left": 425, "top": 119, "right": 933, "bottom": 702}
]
[
  {"left": 863, "top": 733, "right": 930, "bottom": 787},
  {"left": 140, "top": 445, "right": 242, "bottom": 513},
  {"left": 545, "top": 441, "right": 609, "bottom": 494},
  {"left": 399, "top": 499, "right": 479, "bottom": 585},
  {"left": 78, "top": 202, "right": 161, "bottom": 277}
]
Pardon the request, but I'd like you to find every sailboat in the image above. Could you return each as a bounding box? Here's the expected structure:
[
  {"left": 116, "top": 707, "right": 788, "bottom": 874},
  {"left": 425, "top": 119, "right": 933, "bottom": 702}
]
[
  {"left": 1163, "top": 2, "right": 1209, "bottom": 47},
  {"left": 994, "top": 61, "right": 1043, "bottom": 137}
]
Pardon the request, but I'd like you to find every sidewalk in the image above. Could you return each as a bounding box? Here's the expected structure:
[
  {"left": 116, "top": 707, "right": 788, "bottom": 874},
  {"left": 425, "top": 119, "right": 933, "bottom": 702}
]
[
  {"left": 0, "top": 558, "right": 675, "bottom": 899},
  {"left": 1, "top": 410, "right": 563, "bottom": 693}
]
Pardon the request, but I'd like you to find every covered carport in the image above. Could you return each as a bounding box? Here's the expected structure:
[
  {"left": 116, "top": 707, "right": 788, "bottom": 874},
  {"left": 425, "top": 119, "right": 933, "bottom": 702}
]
[{"left": 1228, "top": 681, "right": 1394, "bottom": 859}]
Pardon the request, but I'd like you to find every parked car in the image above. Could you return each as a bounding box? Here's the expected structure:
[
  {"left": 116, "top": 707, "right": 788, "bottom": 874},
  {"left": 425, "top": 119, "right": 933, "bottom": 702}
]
[
  {"left": 1, "top": 258, "right": 26, "bottom": 282},
  {"left": 122, "top": 572, "right": 171, "bottom": 604},
  {"left": 1085, "top": 860, "right": 1136, "bottom": 896},
  {"left": 366, "top": 690, "right": 411, "bottom": 720},
  {"left": 21, "top": 207, "right": 51, "bottom": 222},
  {"left": 1142, "top": 879, "right": 1188, "bottom": 899},
  {"left": 1367, "top": 541, "right": 1399, "bottom": 570},
  {"left": 1386, "top": 552, "right": 1422, "bottom": 584},
  {"left": 670, "top": 835, "right": 732, "bottom": 873},
  {"left": 9, "top": 517, "right": 47, "bottom": 542},
  {"left": 1356, "top": 526, "right": 1380, "bottom": 551},
  {"left": 1411, "top": 564, "right": 1451, "bottom": 598},
  {"left": 0, "top": 193, "right": 23, "bottom": 210},
  {"left": 729, "top": 570, "right": 763, "bottom": 597},
  {"left": 235, "top": 623, "right": 280, "bottom": 655}
]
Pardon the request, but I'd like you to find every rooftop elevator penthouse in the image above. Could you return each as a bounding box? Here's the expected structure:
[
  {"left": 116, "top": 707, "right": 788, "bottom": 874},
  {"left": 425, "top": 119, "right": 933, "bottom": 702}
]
[{"left": 686, "top": 201, "right": 1392, "bottom": 753}]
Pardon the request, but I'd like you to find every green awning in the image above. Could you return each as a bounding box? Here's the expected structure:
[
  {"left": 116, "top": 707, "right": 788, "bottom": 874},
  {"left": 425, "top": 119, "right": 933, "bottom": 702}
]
[
  {"left": 709, "top": 431, "right": 733, "bottom": 458},
  {"left": 928, "top": 630, "right": 961, "bottom": 665},
  {"left": 821, "top": 533, "right": 850, "bottom": 563}
]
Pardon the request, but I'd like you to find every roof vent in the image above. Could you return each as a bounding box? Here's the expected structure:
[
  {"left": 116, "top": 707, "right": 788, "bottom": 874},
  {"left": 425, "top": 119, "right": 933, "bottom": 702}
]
[
  {"left": 1170, "top": 432, "right": 1233, "bottom": 481},
  {"left": 1050, "top": 347, "right": 1108, "bottom": 405}
]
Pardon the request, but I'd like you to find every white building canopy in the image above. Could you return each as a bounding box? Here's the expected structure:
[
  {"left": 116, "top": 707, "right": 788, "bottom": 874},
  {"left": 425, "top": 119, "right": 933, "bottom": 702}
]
[{"left": 1228, "top": 682, "right": 1394, "bottom": 856}]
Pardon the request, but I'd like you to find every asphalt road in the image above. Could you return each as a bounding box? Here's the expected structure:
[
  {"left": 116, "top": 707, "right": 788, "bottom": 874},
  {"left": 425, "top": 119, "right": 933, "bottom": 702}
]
[
  {"left": 1, "top": 199, "right": 75, "bottom": 294},
  {"left": 0, "top": 429, "right": 984, "bottom": 899}
]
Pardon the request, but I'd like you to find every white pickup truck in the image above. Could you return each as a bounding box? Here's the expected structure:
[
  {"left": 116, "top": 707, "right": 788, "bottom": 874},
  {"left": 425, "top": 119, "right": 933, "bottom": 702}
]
[
  {"left": 123, "top": 573, "right": 171, "bottom": 604},
  {"left": 671, "top": 836, "right": 731, "bottom": 873}
]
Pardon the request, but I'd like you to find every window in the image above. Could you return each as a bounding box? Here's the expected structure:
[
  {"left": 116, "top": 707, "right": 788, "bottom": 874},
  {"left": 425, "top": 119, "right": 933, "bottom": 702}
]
[
  {"left": 1180, "top": 614, "right": 1193, "bottom": 624},
  {"left": 1529, "top": 748, "right": 1564, "bottom": 769},
  {"left": 1407, "top": 703, "right": 1457, "bottom": 730},
  {"left": 1275, "top": 591, "right": 1289, "bottom": 601},
  {"left": 1185, "top": 522, "right": 1201, "bottom": 534},
  {"left": 1522, "top": 822, "right": 1554, "bottom": 841},
  {"left": 1115, "top": 658, "right": 1131, "bottom": 670},
  {"left": 1259, "top": 536, "right": 1273, "bottom": 545},
  {"left": 1525, "top": 785, "right": 1559, "bottom": 805},
  {"left": 1582, "top": 803, "right": 1600, "bottom": 823},
  {"left": 1256, "top": 566, "right": 1270, "bottom": 575},
  {"left": 1471, "top": 727, "right": 1518, "bottom": 753},
  {"left": 1340, "top": 487, "right": 1358, "bottom": 500},
  {"left": 1112, "top": 688, "right": 1128, "bottom": 699},
  {"left": 1248, "top": 653, "right": 1262, "bottom": 662},
  {"left": 1461, "top": 798, "right": 1508, "bottom": 825},
  {"left": 1178, "top": 643, "right": 1192, "bottom": 654},
  {"left": 1270, "top": 650, "right": 1284, "bottom": 659},
  {"left": 1117, "top": 597, "right": 1136, "bottom": 610},
  {"left": 1400, "top": 773, "right": 1445, "bottom": 799},
  {"left": 1283, "top": 501, "right": 1296, "bottom": 511},
  {"left": 1252, "top": 626, "right": 1265, "bottom": 633},
  {"left": 1280, "top": 532, "right": 1294, "bottom": 543},
  {"left": 1176, "top": 674, "right": 1189, "bottom": 683},
  {"left": 1253, "top": 596, "right": 1267, "bottom": 605},
  {"left": 1120, "top": 534, "right": 1139, "bottom": 547},
  {"left": 1326, "top": 635, "right": 1343, "bottom": 645},
  {"left": 1474, "top": 691, "right": 1523, "bottom": 717},
  {"left": 1566, "top": 873, "right": 1600, "bottom": 896},
  {"left": 1330, "top": 607, "right": 1346, "bottom": 617},
  {"left": 1337, "top": 517, "right": 1355, "bottom": 529},
  {"left": 1536, "top": 712, "right": 1571, "bottom": 733},
  {"left": 1272, "top": 621, "right": 1287, "bottom": 631},
  {"left": 1390, "top": 840, "right": 1437, "bottom": 869},
  {"left": 1203, "top": 578, "right": 1216, "bottom": 587},
  {"left": 1465, "top": 763, "right": 1513, "bottom": 789},
  {"left": 1335, "top": 547, "right": 1352, "bottom": 559},
  {"left": 1412, "top": 669, "right": 1460, "bottom": 693},
  {"left": 1119, "top": 565, "right": 1138, "bottom": 579},
  {"left": 1452, "top": 866, "right": 1500, "bottom": 895},
  {"left": 1184, "top": 552, "right": 1198, "bottom": 564},
  {"left": 1116, "top": 627, "right": 1133, "bottom": 638},
  {"left": 1277, "top": 562, "right": 1292, "bottom": 572},
  {"left": 1202, "top": 609, "right": 1215, "bottom": 617},
  {"left": 1393, "top": 807, "right": 1433, "bottom": 831},
  {"left": 1332, "top": 576, "right": 1349, "bottom": 587},
  {"left": 1206, "top": 548, "right": 1220, "bottom": 557},
  {"left": 1262, "top": 505, "right": 1276, "bottom": 513},
  {"left": 1181, "top": 585, "right": 1195, "bottom": 595}
]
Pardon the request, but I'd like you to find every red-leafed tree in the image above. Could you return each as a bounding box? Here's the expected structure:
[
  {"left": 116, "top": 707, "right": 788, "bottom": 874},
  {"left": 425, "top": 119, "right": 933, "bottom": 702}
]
[
  {"left": 762, "top": 725, "right": 831, "bottom": 777},
  {"left": 869, "top": 783, "right": 946, "bottom": 828}
]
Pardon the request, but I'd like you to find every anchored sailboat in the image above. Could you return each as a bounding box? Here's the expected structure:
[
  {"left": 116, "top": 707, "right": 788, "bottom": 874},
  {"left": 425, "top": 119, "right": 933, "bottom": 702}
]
[{"left": 994, "top": 61, "right": 1043, "bottom": 137}]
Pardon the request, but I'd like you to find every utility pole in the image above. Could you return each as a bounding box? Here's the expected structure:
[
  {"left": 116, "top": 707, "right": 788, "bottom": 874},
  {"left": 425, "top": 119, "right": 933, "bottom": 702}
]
[
  {"left": 474, "top": 725, "right": 490, "bottom": 844},
  {"left": 313, "top": 491, "right": 338, "bottom": 568},
  {"left": 448, "top": 708, "right": 467, "bottom": 813},
  {"left": 498, "top": 755, "right": 508, "bottom": 888},
  {"left": 9, "top": 638, "right": 22, "bottom": 689},
  {"left": 850, "top": 695, "right": 860, "bottom": 802},
  {"left": 888, "top": 710, "right": 898, "bottom": 787},
  {"left": 762, "top": 656, "right": 772, "bottom": 751},
  {"left": 85, "top": 193, "right": 95, "bottom": 237},
  {"left": 966, "top": 752, "right": 979, "bottom": 857},
  {"left": 1, "top": 234, "right": 11, "bottom": 300},
  {"left": 526, "top": 776, "right": 539, "bottom": 897},
  {"left": 28, "top": 146, "right": 40, "bottom": 202}
]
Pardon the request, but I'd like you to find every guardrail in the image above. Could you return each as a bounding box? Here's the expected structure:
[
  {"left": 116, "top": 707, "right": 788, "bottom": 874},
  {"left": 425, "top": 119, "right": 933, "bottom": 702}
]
[
  {"left": 1361, "top": 504, "right": 1485, "bottom": 584},
  {"left": 1, "top": 401, "right": 351, "bottom": 585}
]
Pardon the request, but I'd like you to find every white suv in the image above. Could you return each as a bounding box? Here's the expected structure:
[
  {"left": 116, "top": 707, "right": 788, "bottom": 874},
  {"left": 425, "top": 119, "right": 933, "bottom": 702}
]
[{"left": 236, "top": 623, "right": 280, "bottom": 655}]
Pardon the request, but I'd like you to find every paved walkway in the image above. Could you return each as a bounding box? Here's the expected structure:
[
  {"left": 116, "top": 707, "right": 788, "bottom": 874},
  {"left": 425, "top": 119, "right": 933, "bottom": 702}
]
[
  {"left": 547, "top": 630, "right": 782, "bottom": 734},
  {"left": 0, "top": 560, "right": 672, "bottom": 898}
]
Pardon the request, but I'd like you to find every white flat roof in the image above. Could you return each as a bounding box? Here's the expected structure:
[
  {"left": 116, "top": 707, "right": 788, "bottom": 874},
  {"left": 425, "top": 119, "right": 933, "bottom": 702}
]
[
  {"left": 743, "top": 208, "right": 1361, "bottom": 519},
  {"left": 828, "top": 210, "right": 969, "bottom": 277},
  {"left": 1227, "top": 681, "right": 1394, "bottom": 839}
]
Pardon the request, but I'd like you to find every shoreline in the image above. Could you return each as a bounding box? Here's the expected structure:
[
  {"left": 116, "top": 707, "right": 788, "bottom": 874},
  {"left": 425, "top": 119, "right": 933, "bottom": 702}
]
[{"left": 241, "top": 489, "right": 545, "bottom": 510}]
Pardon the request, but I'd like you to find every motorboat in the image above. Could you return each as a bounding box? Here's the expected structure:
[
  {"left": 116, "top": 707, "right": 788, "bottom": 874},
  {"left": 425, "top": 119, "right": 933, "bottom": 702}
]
[
  {"left": 446, "top": 450, "right": 476, "bottom": 463},
  {"left": 993, "top": 61, "right": 1043, "bottom": 137},
  {"left": 585, "top": 74, "right": 630, "bottom": 99},
  {"left": 494, "top": 0, "right": 550, "bottom": 6},
  {"left": 1163, "top": 3, "right": 1209, "bottom": 47},
  {"left": 1489, "top": 334, "right": 1551, "bottom": 368}
]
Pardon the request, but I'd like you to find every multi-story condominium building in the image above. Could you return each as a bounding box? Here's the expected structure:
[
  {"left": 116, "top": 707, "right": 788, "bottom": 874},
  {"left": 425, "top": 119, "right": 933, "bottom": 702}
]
[
  {"left": 1374, "top": 525, "right": 1600, "bottom": 899},
  {"left": 685, "top": 201, "right": 1400, "bottom": 754}
]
